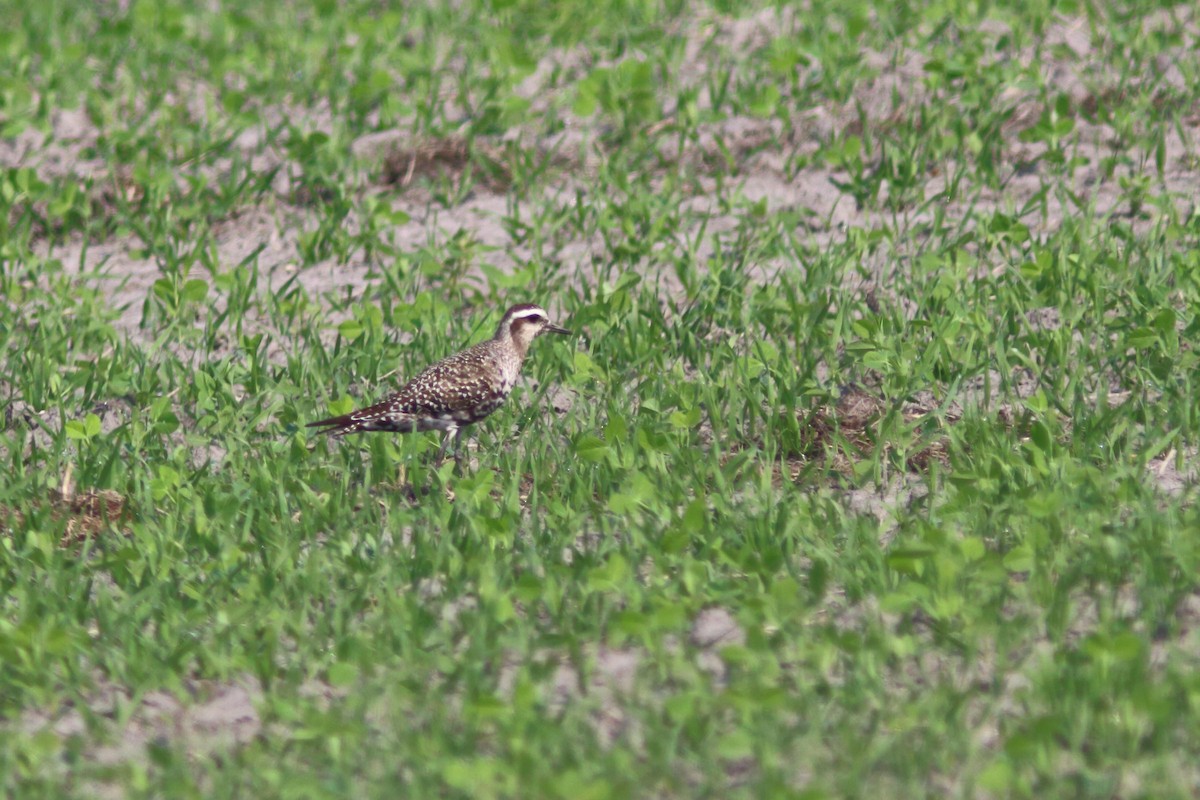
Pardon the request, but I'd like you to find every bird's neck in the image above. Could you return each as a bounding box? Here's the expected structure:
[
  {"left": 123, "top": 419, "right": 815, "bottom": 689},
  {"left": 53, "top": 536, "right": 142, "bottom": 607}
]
[
  {"left": 496, "top": 323, "right": 535, "bottom": 360},
  {"left": 507, "top": 336, "right": 531, "bottom": 362}
]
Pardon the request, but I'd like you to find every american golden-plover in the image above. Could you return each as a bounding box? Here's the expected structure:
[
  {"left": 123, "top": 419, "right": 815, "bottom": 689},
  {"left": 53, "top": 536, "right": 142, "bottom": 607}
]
[{"left": 308, "top": 304, "right": 571, "bottom": 461}]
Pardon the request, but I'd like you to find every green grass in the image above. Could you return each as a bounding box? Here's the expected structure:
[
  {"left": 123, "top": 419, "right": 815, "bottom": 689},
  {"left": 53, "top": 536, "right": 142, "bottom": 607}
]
[{"left": 2, "top": 0, "right": 1199, "bottom": 797}]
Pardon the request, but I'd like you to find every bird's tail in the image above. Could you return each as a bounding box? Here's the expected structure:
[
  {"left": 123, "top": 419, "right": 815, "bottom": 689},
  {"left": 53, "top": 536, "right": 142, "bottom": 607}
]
[
  {"left": 306, "top": 413, "right": 361, "bottom": 437},
  {"left": 307, "top": 406, "right": 420, "bottom": 437}
]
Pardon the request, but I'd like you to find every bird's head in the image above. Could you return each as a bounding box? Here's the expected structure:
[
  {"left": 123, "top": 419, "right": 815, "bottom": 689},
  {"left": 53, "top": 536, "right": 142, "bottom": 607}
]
[{"left": 498, "top": 304, "right": 572, "bottom": 355}]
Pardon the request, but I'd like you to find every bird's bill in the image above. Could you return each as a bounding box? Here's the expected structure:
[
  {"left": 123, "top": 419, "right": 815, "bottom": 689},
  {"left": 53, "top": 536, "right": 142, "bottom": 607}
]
[{"left": 545, "top": 323, "right": 573, "bottom": 336}]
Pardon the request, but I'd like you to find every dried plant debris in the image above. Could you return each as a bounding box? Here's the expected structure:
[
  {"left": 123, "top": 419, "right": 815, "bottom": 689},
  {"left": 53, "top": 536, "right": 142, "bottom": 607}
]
[
  {"left": 378, "top": 136, "right": 515, "bottom": 192},
  {"left": 795, "top": 385, "right": 955, "bottom": 475},
  {"left": 0, "top": 466, "right": 130, "bottom": 547}
]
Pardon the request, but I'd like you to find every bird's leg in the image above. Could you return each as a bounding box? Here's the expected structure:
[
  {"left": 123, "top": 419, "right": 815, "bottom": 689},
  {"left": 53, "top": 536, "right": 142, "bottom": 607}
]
[{"left": 435, "top": 428, "right": 455, "bottom": 467}]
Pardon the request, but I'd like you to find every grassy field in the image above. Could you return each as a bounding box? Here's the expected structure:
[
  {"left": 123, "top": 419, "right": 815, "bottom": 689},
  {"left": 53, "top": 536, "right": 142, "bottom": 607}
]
[{"left": 2, "top": 0, "right": 1199, "bottom": 796}]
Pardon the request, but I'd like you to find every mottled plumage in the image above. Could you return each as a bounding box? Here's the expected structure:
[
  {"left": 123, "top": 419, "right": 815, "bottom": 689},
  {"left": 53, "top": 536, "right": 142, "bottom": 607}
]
[{"left": 308, "top": 304, "right": 571, "bottom": 460}]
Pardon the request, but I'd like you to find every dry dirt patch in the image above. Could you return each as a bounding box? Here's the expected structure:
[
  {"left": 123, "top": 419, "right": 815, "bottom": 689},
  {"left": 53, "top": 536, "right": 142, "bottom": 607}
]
[{"left": 20, "top": 677, "right": 261, "bottom": 796}]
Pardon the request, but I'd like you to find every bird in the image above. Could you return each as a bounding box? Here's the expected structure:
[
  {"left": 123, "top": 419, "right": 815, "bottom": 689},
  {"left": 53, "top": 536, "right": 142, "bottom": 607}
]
[{"left": 307, "top": 303, "right": 572, "bottom": 463}]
